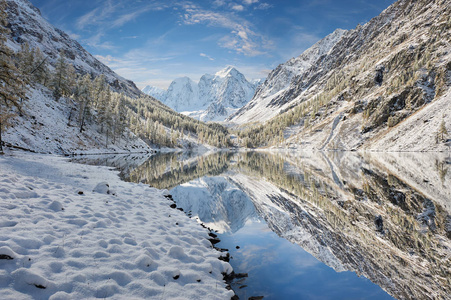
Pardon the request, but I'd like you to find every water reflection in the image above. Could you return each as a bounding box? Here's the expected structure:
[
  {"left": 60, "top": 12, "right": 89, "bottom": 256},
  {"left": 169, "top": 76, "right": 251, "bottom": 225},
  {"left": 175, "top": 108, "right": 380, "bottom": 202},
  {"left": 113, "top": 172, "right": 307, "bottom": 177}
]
[{"left": 71, "top": 151, "right": 451, "bottom": 299}]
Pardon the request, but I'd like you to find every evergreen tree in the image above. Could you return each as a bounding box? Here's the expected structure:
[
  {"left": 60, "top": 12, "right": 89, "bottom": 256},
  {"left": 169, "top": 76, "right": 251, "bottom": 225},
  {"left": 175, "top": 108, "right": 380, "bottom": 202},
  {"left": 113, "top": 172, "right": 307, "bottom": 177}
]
[
  {"left": 113, "top": 94, "right": 127, "bottom": 143},
  {"left": 92, "top": 74, "right": 107, "bottom": 108},
  {"left": 31, "top": 47, "right": 50, "bottom": 86},
  {"left": 0, "top": 0, "right": 27, "bottom": 153},
  {"left": 75, "top": 74, "right": 92, "bottom": 133},
  {"left": 97, "top": 86, "right": 110, "bottom": 132},
  {"left": 51, "top": 51, "right": 75, "bottom": 100},
  {"left": 438, "top": 117, "right": 448, "bottom": 142}
]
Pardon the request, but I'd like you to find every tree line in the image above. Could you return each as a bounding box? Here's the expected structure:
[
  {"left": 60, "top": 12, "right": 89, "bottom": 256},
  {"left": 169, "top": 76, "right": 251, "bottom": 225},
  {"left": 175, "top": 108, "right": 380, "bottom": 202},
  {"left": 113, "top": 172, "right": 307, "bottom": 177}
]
[{"left": 0, "top": 0, "right": 231, "bottom": 152}]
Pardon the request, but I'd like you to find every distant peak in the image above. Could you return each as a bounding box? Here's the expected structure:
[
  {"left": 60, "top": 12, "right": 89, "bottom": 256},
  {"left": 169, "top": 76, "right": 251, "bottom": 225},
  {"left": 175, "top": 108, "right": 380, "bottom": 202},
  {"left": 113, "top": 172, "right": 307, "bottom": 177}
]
[{"left": 215, "top": 66, "right": 240, "bottom": 78}]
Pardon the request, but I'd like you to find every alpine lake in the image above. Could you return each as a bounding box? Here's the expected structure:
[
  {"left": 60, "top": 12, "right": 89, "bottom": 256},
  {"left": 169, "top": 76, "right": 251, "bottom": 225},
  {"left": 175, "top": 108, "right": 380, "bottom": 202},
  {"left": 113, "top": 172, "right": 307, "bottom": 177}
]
[{"left": 72, "top": 150, "right": 451, "bottom": 300}]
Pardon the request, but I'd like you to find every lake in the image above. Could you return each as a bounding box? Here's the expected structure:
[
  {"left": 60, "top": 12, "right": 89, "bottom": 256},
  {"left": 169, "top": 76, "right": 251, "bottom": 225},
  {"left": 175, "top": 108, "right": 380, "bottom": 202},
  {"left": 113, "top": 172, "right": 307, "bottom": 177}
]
[{"left": 73, "top": 150, "right": 451, "bottom": 299}]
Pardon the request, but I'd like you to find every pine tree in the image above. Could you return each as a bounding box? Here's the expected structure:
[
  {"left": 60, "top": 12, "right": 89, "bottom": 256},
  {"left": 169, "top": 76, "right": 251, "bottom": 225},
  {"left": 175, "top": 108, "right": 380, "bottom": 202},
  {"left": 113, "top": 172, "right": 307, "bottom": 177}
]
[
  {"left": 0, "top": 0, "right": 27, "bottom": 153},
  {"left": 97, "top": 86, "right": 110, "bottom": 133},
  {"left": 75, "top": 74, "right": 92, "bottom": 133},
  {"left": 51, "top": 51, "right": 75, "bottom": 100},
  {"left": 17, "top": 42, "right": 34, "bottom": 85},
  {"left": 31, "top": 47, "right": 49, "bottom": 86},
  {"left": 92, "top": 74, "right": 107, "bottom": 108},
  {"left": 438, "top": 117, "right": 448, "bottom": 142}
]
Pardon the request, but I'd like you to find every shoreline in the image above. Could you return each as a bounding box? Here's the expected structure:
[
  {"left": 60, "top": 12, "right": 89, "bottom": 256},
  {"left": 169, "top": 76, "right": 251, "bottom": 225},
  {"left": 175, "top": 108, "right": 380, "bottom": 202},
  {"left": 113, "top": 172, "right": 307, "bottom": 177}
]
[{"left": 0, "top": 151, "right": 234, "bottom": 299}]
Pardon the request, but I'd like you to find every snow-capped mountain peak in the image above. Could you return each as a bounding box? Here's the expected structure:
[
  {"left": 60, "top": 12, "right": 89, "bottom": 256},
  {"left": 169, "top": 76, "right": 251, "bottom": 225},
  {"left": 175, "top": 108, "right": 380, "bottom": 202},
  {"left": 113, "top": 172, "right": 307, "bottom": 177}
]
[
  {"left": 215, "top": 66, "right": 241, "bottom": 79},
  {"left": 142, "top": 66, "right": 263, "bottom": 122}
]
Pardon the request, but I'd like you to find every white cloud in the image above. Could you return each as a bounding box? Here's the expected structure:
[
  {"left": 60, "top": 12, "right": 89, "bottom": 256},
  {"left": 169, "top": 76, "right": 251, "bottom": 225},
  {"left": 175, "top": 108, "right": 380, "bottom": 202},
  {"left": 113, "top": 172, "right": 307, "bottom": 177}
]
[
  {"left": 84, "top": 32, "right": 116, "bottom": 50},
  {"left": 243, "top": 0, "right": 259, "bottom": 4},
  {"left": 231, "top": 4, "right": 245, "bottom": 11},
  {"left": 200, "top": 53, "right": 215, "bottom": 61},
  {"left": 254, "top": 3, "right": 272, "bottom": 10},
  {"left": 76, "top": 1, "right": 117, "bottom": 30},
  {"left": 181, "top": 7, "right": 271, "bottom": 56},
  {"left": 213, "top": 0, "right": 226, "bottom": 6}
]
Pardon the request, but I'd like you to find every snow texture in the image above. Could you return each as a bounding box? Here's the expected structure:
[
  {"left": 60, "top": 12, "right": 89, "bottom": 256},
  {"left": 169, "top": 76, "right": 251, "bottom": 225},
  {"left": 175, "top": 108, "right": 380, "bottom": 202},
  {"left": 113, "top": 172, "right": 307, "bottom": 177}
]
[
  {"left": 0, "top": 152, "right": 234, "bottom": 299},
  {"left": 228, "top": 29, "right": 347, "bottom": 124},
  {"left": 3, "top": 85, "right": 153, "bottom": 155},
  {"left": 142, "top": 66, "right": 262, "bottom": 122}
]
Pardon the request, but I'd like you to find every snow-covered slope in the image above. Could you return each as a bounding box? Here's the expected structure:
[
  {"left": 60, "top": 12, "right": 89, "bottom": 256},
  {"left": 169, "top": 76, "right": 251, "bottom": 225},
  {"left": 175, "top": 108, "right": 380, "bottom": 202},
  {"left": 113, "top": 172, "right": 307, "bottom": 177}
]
[
  {"left": 164, "top": 77, "right": 200, "bottom": 112},
  {"left": 229, "top": 0, "right": 451, "bottom": 152},
  {"left": 228, "top": 29, "right": 347, "bottom": 124},
  {"left": 5, "top": 0, "right": 141, "bottom": 98},
  {"left": 3, "top": 85, "right": 152, "bottom": 154},
  {"left": 142, "top": 66, "right": 261, "bottom": 122},
  {"left": 141, "top": 86, "right": 167, "bottom": 102}
]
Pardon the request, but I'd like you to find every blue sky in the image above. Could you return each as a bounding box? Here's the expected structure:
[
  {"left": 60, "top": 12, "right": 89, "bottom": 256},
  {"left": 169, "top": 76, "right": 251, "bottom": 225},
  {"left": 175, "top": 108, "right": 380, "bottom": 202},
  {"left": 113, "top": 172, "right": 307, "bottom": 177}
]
[{"left": 30, "top": 0, "right": 395, "bottom": 89}]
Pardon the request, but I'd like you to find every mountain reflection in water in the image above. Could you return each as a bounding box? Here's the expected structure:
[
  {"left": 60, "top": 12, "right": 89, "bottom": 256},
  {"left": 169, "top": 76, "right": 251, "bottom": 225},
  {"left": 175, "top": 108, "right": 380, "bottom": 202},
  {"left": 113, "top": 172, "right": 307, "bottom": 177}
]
[{"left": 72, "top": 151, "right": 451, "bottom": 300}]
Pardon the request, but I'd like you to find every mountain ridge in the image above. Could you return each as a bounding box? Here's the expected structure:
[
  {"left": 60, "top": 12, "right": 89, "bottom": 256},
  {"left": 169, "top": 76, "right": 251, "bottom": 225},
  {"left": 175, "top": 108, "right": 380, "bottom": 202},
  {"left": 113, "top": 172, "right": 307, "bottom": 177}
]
[
  {"left": 142, "top": 66, "right": 262, "bottom": 122},
  {"left": 232, "top": 0, "right": 451, "bottom": 152}
]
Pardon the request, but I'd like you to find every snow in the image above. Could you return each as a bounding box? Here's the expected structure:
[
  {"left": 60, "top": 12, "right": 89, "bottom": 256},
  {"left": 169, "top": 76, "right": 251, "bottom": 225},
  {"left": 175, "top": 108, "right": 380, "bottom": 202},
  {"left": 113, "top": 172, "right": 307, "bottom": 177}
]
[
  {"left": 164, "top": 77, "right": 201, "bottom": 112},
  {"left": 368, "top": 89, "right": 451, "bottom": 152},
  {"left": 6, "top": 0, "right": 141, "bottom": 98},
  {"left": 3, "top": 85, "right": 153, "bottom": 155},
  {"left": 228, "top": 29, "right": 347, "bottom": 124},
  {"left": 0, "top": 152, "right": 234, "bottom": 299},
  {"left": 142, "top": 66, "right": 261, "bottom": 122},
  {"left": 141, "top": 86, "right": 167, "bottom": 102}
]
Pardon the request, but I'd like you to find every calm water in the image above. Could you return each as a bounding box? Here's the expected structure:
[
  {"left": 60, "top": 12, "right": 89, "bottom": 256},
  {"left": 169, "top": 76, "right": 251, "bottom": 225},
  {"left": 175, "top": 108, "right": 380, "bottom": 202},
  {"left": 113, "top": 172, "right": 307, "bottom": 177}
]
[{"left": 72, "top": 151, "right": 451, "bottom": 300}]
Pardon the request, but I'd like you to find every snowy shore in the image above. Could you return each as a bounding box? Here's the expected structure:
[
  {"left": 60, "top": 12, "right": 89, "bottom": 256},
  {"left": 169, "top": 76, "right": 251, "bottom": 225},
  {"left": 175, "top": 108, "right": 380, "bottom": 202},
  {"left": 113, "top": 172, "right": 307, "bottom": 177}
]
[{"left": 0, "top": 151, "right": 234, "bottom": 299}]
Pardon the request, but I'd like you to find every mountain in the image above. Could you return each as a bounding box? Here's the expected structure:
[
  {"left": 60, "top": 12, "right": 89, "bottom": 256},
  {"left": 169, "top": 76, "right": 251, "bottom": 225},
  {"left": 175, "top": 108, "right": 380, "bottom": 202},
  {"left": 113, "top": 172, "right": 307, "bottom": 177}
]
[
  {"left": 5, "top": 0, "right": 141, "bottom": 98},
  {"left": 141, "top": 85, "right": 166, "bottom": 102},
  {"left": 228, "top": 28, "right": 347, "bottom": 124},
  {"left": 2, "top": 0, "right": 231, "bottom": 154},
  {"left": 164, "top": 77, "right": 200, "bottom": 112},
  {"left": 231, "top": 0, "right": 451, "bottom": 152},
  {"left": 142, "top": 66, "right": 262, "bottom": 122}
]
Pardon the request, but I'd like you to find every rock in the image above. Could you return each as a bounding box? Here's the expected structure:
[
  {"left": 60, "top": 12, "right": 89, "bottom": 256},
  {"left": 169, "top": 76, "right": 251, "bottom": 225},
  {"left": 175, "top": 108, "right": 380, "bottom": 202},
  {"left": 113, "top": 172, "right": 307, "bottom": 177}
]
[
  {"left": 375, "top": 65, "right": 385, "bottom": 86},
  {"left": 375, "top": 215, "right": 384, "bottom": 232},
  {"left": 218, "top": 253, "right": 230, "bottom": 262},
  {"left": 0, "top": 254, "right": 14, "bottom": 260},
  {"left": 208, "top": 237, "right": 221, "bottom": 245}
]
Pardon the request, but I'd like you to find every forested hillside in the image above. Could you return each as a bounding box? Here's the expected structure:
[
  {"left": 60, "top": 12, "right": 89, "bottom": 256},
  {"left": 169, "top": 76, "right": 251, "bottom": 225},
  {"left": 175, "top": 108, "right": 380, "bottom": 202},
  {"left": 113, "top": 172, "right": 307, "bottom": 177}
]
[
  {"left": 232, "top": 0, "right": 451, "bottom": 151},
  {"left": 0, "top": 0, "right": 230, "bottom": 154}
]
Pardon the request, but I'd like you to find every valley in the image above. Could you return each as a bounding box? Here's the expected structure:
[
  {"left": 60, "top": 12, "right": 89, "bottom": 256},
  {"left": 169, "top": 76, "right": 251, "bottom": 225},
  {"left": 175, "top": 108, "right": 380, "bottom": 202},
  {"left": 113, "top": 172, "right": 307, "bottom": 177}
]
[{"left": 0, "top": 0, "right": 450, "bottom": 299}]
